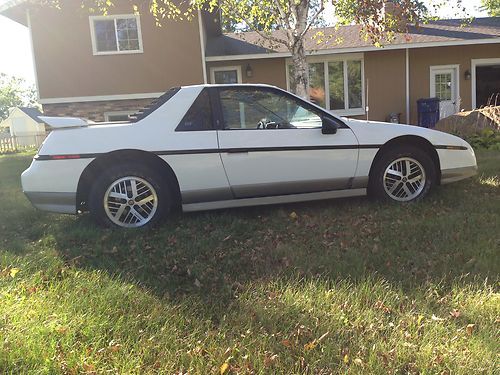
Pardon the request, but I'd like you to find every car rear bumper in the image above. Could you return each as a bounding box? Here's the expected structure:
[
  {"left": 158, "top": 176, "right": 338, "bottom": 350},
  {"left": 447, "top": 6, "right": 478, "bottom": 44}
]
[
  {"left": 440, "top": 165, "right": 478, "bottom": 184},
  {"left": 24, "top": 191, "right": 77, "bottom": 214}
]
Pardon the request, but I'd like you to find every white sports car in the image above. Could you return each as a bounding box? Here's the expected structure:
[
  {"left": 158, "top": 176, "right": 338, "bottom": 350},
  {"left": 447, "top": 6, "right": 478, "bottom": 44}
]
[{"left": 22, "top": 84, "right": 477, "bottom": 228}]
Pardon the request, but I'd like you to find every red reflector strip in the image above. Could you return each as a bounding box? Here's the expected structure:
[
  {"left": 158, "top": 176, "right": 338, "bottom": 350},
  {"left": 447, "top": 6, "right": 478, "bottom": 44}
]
[{"left": 51, "top": 154, "right": 81, "bottom": 160}]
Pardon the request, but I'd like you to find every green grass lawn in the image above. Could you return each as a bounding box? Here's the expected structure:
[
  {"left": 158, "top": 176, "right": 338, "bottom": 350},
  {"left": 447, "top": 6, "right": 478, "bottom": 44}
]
[{"left": 0, "top": 151, "right": 499, "bottom": 374}]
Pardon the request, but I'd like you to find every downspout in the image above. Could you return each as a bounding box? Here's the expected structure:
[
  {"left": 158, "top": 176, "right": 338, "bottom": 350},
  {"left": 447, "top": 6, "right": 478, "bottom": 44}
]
[
  {"left": 26, "top": 8, "right": 41, "bottom": 102},
  {"left": 197, "top": 9, "right": 208, "bottom": 84},
  {"left": 405, "top": 48, "right": 410, "bottom": 124}
]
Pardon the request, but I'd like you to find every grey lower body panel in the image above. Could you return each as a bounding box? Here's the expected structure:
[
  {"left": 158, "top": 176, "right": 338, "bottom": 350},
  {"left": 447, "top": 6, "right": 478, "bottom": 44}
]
[
  {"left": 24, "top": 191, "right": 77, "bottom": 214},
  {"left": 182, "top": 188, "right": 367, "bottom": 212},
  {"left": 441, "top": 166, "right": 478, "bottom": 185}
]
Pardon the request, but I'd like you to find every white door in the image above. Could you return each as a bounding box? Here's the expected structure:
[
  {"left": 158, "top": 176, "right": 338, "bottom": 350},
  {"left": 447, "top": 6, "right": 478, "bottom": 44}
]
[
  {"left": 216, "top": 87, "right": 359, "bottom": 198},
  {"left": 430, "top": 66, "right": 459, "bottom": 119}
]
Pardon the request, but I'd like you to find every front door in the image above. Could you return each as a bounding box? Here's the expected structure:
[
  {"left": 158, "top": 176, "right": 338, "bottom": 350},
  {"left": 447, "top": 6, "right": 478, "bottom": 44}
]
[
  {"left": 215, "top": 87, "right": 359, "bottom": 198},
  {"left": 430, "top": 66, "right": 459, "bottom": 119}
]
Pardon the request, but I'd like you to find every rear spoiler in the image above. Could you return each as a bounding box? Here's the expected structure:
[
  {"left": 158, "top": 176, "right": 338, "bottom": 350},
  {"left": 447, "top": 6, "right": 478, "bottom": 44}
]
[{"left": 39, "top": 116, "right": 89, "bottom": 129}]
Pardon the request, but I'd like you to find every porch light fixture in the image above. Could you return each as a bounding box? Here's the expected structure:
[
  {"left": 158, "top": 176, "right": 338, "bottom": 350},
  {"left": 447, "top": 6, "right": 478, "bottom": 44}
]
[
  {"left": 245, "top": 64, "right": 253, "bottom": 78},
  {"left": 464, "top": 70, "right": 471, "bottom": 80}
]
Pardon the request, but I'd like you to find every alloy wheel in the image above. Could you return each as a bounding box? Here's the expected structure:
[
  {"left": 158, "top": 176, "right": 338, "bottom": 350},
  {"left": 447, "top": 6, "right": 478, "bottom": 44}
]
[
  {"left": 383, "top": 157, "right": 426, "bottom": 201},
  {"left": 103, "top": 176, "right": 158, "bottom": 227}
]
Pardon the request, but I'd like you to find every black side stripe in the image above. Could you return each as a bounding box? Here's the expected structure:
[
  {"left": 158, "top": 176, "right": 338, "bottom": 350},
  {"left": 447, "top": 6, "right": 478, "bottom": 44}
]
[
  {"left": 434, "top": 145, "right": 468, "bottom": 150},
  {"left": 35, "top": 144, "right": 467, "bottom": 161}
]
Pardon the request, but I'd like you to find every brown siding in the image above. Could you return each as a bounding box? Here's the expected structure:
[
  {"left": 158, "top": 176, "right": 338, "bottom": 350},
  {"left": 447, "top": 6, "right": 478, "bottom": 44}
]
[
  {"left": 206, "top": 58, "right": 287, "bottom": 88},
  {"left": 29, "top": 2, "right": 204, "bottom": 100},
  {"left": 409, "top": 44, "right": 500, "bottom": 124},
  {"left": 364, "top": 49, "right": 407, "bottom": 123}
]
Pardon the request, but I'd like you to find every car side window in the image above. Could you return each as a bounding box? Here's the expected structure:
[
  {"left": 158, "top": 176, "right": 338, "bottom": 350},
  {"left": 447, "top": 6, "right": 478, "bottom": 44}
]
[
  {"left": 219, "top": 88, "right": 322, "bottom": 130},
  {"left": 176, "top": 90, "right": 214, "bottom": 131}
]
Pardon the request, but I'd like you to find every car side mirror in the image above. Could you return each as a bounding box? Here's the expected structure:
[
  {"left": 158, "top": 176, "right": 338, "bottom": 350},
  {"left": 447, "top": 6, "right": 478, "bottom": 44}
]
[{"left": 322, "top": 117, "right": 338, "bottom": 135}]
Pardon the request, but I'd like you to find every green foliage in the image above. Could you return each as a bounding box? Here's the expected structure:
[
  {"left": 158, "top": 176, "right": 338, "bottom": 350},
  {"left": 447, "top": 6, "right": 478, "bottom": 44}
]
[
  {"left": 0, "top": 151, "right": 499, "bottom": 373},
  {"left": 468, "top": 128, "right": 500, "bottom": 150},
  {"left": 481, "top": 0, "right": 500, "bottom": 16},
  {"left": 0, "top": 73, "right": 38, "bottom": 121}
]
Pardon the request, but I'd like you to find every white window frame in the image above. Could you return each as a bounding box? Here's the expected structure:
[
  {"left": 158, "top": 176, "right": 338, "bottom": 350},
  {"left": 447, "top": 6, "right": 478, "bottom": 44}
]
[
  {"left": 285, "top": 53, "right": 365, "bottom": 117},
  {"left": 89, "top": 14, "right": 144, "bottom": 56},
  {"left": 471, "top": 58, "right": 500, "bottom": 109},
  {"left": 209, "top": 66, "right": 243, "bottom": 84},
  {"left": 104, "top": 110, "right": 135, "bottom": 122}
]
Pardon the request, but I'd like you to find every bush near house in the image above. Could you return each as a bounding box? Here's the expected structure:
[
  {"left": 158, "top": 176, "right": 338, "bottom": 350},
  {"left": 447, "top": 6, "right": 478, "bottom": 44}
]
[{"left": 0, "top": 152, "right": 499, "bottom": 374}]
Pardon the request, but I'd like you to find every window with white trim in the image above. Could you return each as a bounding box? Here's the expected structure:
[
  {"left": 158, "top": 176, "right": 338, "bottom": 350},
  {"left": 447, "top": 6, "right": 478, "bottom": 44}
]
[
  {"left": 90, "top": 15, "right": 143, "bottom": 55},
  {"left": 287, "top": 55, "right": 365, "bottom": 115}
]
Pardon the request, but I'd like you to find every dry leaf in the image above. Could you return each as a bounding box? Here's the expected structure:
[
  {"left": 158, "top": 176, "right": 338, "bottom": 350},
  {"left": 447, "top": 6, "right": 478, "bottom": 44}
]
[
  {"left": 289, "top": 211, "right": 298, "bottom": 220},
  {"left": 354, "top": 358, "right": 363, "bottom": 366},
  {"left": 194, "top": 278, "right": 201, "bottom": 288},
  {"left": 281, "top": 339, "right": 291, "bottom": 348},
  {"left": 10, "top": 268, "right": 20, "bottom": 278},
  {"left": 220, "top": 362, "right": 229, "bottom": 374},
  {"left": 449, "top": 309, "right": 461, "bottom": 318},
  {"left": 431, "top": 315, "right": 444, "bottom": 321},
  {"left": 343, "top": 353, "right": 350, "bottom": 364},
  {"left": 466, "top": 324, "right": 475, "bottom": 335}
]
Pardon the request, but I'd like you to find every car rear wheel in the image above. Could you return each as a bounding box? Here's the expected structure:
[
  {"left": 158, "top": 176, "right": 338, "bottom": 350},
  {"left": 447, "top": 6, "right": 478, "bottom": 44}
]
[
  {"left": 89, "top": 163, "right": 170, "bottom": 228},
  {"left": 370, "top": 146, "right": 436, "bottom": 202}
]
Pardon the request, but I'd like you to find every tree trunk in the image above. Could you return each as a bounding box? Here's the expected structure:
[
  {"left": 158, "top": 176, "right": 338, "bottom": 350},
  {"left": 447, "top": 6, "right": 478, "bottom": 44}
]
[
  {"left": 289, "top": 0, "right": 309, "bottom": 99},
  {"left": 291, "top": 41, "right": 308, "bottom": 99}
]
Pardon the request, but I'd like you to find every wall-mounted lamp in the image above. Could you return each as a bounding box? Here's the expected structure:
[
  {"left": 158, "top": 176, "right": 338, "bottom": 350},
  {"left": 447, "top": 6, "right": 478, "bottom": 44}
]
[
  {"left": 245, "top": 64, "right": 253, "bottom": 78},
  {"left": 464, "top": 70, "right": 471, "bottom": 80}
]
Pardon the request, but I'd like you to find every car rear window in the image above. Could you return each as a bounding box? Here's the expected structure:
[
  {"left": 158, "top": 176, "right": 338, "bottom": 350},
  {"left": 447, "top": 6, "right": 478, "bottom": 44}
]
[{"left": 129, "top": 87, "right": 180, "bottom": 122}]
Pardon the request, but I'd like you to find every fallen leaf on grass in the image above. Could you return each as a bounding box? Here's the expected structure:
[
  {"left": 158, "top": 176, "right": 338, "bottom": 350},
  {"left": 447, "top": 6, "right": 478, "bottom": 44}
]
[
  {"left": 194, "top": 279, "right": 201, "bottom": 288},
  {"left": 10, "top": 268, "right": 20, "bottom": 278},
  {"left": 466, "top": 324, "right": 475, "bottom": 335},
  {"left": 281, "top": 339, "right": 291, "bottom": 348},
  {"left": 449, "top": 309, "right": 461, "bottom": 318},
  {"left": 304, "top": 332, "right": 329, "bottom": 351},
  {"left": 220, "top": 362, "right": 229, "bottom": 374},
  {"left": 289, "top": 211, "right": 298, "bottom": 220}
]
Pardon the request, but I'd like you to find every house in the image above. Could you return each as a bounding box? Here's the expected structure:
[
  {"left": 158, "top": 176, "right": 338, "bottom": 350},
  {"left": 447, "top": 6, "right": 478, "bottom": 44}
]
[
  {"left": 0, "top": 107, "right": 47, "bottom": 146},
  {"left": 1, "top": 0, "right": 499, "bottom": 125}
]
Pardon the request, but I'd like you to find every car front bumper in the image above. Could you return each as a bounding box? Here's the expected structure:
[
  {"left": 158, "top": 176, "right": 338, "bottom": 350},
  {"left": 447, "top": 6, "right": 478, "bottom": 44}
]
[{"left": 440, "top": 165, "right": 478, "bottom": 184}]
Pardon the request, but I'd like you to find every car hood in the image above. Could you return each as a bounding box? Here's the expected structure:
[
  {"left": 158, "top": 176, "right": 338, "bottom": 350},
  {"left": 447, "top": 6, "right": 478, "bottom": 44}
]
[{"left": 344, "top": 119, "right": 470, "bottom": 148}]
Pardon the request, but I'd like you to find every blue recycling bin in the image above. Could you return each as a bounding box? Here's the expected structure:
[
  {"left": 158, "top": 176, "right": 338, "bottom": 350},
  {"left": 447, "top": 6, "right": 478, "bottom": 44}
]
[{"left": 417, "top": 98, "right": 440, "bottom": 128}]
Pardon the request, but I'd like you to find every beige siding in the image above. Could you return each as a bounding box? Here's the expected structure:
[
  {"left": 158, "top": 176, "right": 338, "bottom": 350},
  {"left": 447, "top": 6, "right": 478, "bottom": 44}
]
[
  {"left": 409, "top": 44, "right": 500, "bottom": 123},
  {"left": 207, "top": 58, "right": 287, "bottom": 88},
  {"left": 30, "top": 3, "right": 205, "bottom": 100},
  {"left": 364, "top": 49, "right": 407, "bottom": 123}
]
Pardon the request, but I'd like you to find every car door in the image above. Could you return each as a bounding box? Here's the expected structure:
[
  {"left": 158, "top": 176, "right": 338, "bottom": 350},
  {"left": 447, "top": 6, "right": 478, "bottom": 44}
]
[{"left": 215, "top": 87, "right": 359, "bottom": 198}]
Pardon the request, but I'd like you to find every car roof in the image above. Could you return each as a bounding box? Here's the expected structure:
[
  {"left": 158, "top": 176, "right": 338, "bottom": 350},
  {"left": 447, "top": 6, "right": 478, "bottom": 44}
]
[{"left": 179, "top": 83, "right": 280, "bottom": 89}]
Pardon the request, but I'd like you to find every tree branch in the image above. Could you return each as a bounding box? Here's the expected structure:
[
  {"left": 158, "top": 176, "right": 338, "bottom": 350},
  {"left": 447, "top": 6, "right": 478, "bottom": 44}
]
[{"left": 300, "top": 0, "right": 325, "bottom": 39}]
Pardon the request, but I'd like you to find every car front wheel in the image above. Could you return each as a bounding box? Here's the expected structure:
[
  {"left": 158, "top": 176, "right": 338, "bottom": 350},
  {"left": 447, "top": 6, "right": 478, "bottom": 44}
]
[
  {"left": 370, "top": 146, "right": 436, "bottom": 202},
  {"left": 88, "top": 163, "right": 170, "bottom": 228}
]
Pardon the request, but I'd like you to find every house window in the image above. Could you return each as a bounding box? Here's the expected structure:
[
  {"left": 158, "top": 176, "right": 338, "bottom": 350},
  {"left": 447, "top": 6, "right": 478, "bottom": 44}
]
[
  {"left": 210, "top": 66, "right": 242, "bottom": 84},
  {"left": 287, "top": 55, "right": 365, "bottom": 116},
  {"left": 104, "top": 111, "right": 135, "bottom": 122},
  {"left": 90, "top": 15, "right": 143, "bottom": 55}
]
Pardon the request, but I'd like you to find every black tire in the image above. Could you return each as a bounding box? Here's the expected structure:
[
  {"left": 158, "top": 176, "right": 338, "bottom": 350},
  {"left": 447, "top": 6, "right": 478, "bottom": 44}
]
[
  {"left": 88, "top": 163, "right": 171, "bottom": 228},
  {"left": 369, "top": 145, "right": 436, "bottom": 202}
]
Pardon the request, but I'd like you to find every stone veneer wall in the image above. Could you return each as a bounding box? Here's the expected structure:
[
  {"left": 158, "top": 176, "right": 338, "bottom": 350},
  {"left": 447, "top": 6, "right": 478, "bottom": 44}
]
[{"left": 42, "top": 98, "right": 156, "bottom": 122}]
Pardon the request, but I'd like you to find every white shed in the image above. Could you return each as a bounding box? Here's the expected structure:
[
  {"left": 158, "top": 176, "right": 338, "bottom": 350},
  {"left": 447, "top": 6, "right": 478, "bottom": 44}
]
[{"left": 0, "top": 107, "right": 47, "bottom": 147}]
